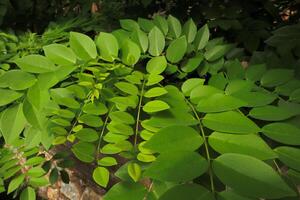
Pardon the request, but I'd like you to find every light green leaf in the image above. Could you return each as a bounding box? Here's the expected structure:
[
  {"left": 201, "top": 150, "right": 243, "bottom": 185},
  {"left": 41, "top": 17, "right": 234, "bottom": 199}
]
[
  {"left": 69, "top": 32, "right": 97, "bottom": 61},
  {"left": 262, "top": 123, "right": 300, "bottom": 145},
  {"left": 137, "top": 153, "right": 156, "bottom": 162},
  {"left": 115, "top": 82, "right": 139, "bottom": 95},
  {"left": 213, "top": 153, "right": 296, "bottom": 199},
  {"left": 7, "top": 174, "right": 25, "bottom": 194},
  {"left": 0, "top": 70, "right": 36, "bottom": 90},
  {"left": 96, "top": 32, "right": 119, "bottom": 62},
  {"left": 166, "top": 36, "right": 187, "bottom": 63},
  {"left": 146, "top": 56, "right": 167, "bottom": 75},
  {"left": 121, "top": 39, "right": 141, "bottom": 65},
  {"left": 181, "top": 78, "right": 205, "bottom": 96},
  {"left": 261, "top": 69, "right": 294, "bottom": 87},
  {"left": 204, "top": 44, "right": 233, "bottom": 62},
  {"left": 20, "top": 187, "right": 36, "bottom": 200},
  {"left": 144, "top": 87, "right": 168, "bottom": 98},
  {"left": 83, "top": 101, "right": 108, "bottom": 115},
  {"left": 146, "top": 74, "right": 164, "bottom": 86},
  {"left": 112, "top": 29, "right": 130, "bottom": 46},
  {"left": 143, "top": 100, "right": 170, "bottom": 113},
  {"left": 182, "top": 18, "right": 197, "bottom": 43},
  {"left": 98, "top": 157, "right": 118, "bottom": 167},
  {"left": 0, "top": 104, "right": 26, "bottom": 144},
  {"left": 127, "top": 162, "right": 141, "bottom": 182},
  {"left": 0, "top": 89, "right": 23, "bottom": 106},
  {"left": 93, "top": 167, "right": 110, "bottom": 187},
  {"left": 225, "top": 80, "right": 253, "bottom": 95},
  {"left": 202, "top": 111, "right": 260, "bottom": 134},
  {"left": 74, "top": 128, "right": 99, "bottom": 142},
  {"left": 79, "top": 114, "right": 103, "bottom": 127},
  {"left": 131, "top": 29, "right": 148, "bottom": 53},
  {"left": 101, "top": 144, "right": 122, "bottom": 154},
  {"left": 14, "top": 55, "right": 56, "bottom": 73},
  {"left": 43, "top": 44, "right": 76, "bottom": 65},
  {"left": 249, "top": 105, "right": 293, "bottom": 121},
  {"left": 159, "top": 184, "right": 214, "bottom": 200},
  {"left": 110, "top": 96, "right": 137, "bottom": 108},
  {"left": 103, "top": 182, "right": 146, "bottom": 200},
  {"left": 190, "top": 85, "right": 223, "bottom": 104},
  {"left": 71, "top": 142, "right": 95, "bottom": 163},
  {"left": 181, "top": 55, "right": 203, "bottom": 73},
  {"left": 144, "top": 151, "right": 208, "bottom": 182},
  {"left": 137, "top": 17, "right": 154, "bottom": 32},
  {"left": 167, "top": 15, "right": 182, "bottom": 38},
  {"left": 109, "top": 111, "right": 135, "bottom": 124},
  {"left": 120, "top": 19, "right": 139, "bottom": 31},
  {"left": 196, "top": 93, "right": 247, "bottom": 113},
  {"left": 144, "top": 125, "right": 203, "bottom": 153},
  {"left": 107, "top": 122, "right": 134, "bottom": 136},
  {"left": 209, "top": 132, "right": 276, "bottom": 160},
  {"left": 28, "top": 177, "right": 49, "bottom": 187},
  {"left": 274, "top": 146, "right": 300, "bottom": 171},
  {"left": 194, "top": 24, "right": 209, "bottom": 50},
  {"left": 148, "top": 27, "right": 165, "bottom": 56},
  {"left": 153, "top": 15, "right": 168, "bottom": 35}
]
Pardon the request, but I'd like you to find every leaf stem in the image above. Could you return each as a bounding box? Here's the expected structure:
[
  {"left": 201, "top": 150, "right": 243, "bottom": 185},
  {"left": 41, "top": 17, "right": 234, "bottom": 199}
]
[
  {"left": 134, "top": 79, "right": 146, "bottom": 149},
  {"left": 186, "top": 99, "right": 216, "bottom": 195}
]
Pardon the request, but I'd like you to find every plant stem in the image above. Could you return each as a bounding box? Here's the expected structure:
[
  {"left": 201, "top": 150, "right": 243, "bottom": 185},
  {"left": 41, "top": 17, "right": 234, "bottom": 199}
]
[
  {"left": 134, "top": 79, "right": 146, "bottom": 149},
  {"left": 186, "top": 99, "right": 216, "bottom": 195}
]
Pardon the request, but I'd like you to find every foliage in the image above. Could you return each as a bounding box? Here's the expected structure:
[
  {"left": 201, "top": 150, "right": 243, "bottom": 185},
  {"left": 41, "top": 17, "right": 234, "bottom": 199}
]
[{"left": 0, "top": 15, "right": 300, "bottom": 200}]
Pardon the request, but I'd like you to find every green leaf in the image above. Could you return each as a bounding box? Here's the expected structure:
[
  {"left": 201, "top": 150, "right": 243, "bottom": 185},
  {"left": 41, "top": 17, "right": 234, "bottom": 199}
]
[
  {"left": 93, "top": 167, "right": 109, "bottom": 187},
  {"left": 190, "top": 85, "right": 223, "bottom": 104},
  {"left": 120, "top": 19, "right": 139, "bottom": 31},
  {"left": 261, "top": 69, "right": 294, "bottom": 87},
  {"left": 159, "top": 184, "right": 214, "bottom": 200},
  {"left": 96, "top": 32, "right": 119, "bottom": 62},
  {"left": 0, "top": 88, "right": 23, "bottom": 106},
  {"left": 0, "top": 104, "right": 26, "bottom": 144},
  {"left": 262, "top": 123, "right": 300, "bottom": 145},
  {"left": 146, "top": 74, "right": 164, "bottom": 86},
  {"left": 249, "top": 105, "right": 293, "bottom": 121},
  {"left": 153, "top": 15, "right": 168, "bottom": 35},
  {"left": 110, "top": 96, "right": 137, "bottom": 108},
  {"left": 137, "top": 18, "right": 154, "bottom": 32},
  {"left": 7, "top": 174, "right": 25, "bottom": 194},
  {"left": 71, "top": 142, "right": 95, "bottom": 163},
  {"left": 14, "top": 55, "right": 56, "bottom": 73},
  {"left": 101, "top": 144, "right": 122, "bottom": 154},
  {"left": 121, "top": 39, "right": 141, "bottom": 65},
  {"left": 225, "top": 80, "right": 253, "bottom": 95},
  {"left": 43, "top": 44, "right": 76, "bottom": 65},
  {"left": 0, "top": 70, "right": 36, "bottom": 90},
  {"left": 143, "top": 100, "right": 170, "bottom": 113},
  {"left": 232, "top": 91, "right": 277, "bottom": 107},
  {"left": 245, "top": 64, "right": 267, "bottom": 82},
  {"left": 98, "top": 157, "right": 118, "bottom": 167},
  {"left": 182, "top": 18, "right": 197, "bottom": 43},
  {"left": 75, "top": 128, "right": 99, "bottom": 142},
  {"left": 69, "top": 32, "right": 97, "bottom": 61},
  {"left": 115, "top": 81, "right": 139, "bottom": 95},
  {"left": 202, "top": 111, "right": 260, "bottom": 134},
  {"left": 127, "top": 162, "right": 141, "bottom": 182},
  {"left": 137, "top": 153, "right": 156, "bottom": 163},
  {"left": 83, "top": 101, "right": 108, "bottom": 115},
  {"left": 144, "top": 125, "right": 203, "bottom": 153},
  {"left": 204, "top": 44, "right": 233, "bottom": 62},
  {"left": 146, "top": 56, "right": 167, "bottom": 75},
  {"left": 107, "top": 122, "right": 134, "bottom": 136},
  {"left": 290, "top": 88, "right": 300, "bottom": 103},
  {"left": 181, "top": 55, "right": 203, "bottom": 73},
  {"left": 144, "top": 151, "right": 208, "bottom": 182},
  {"left": 213, "top": 153, "right": 296, "bottom": 199},
  {"left": 218, "top": 190, "right": 256, "bottom": 200},
  {"left": 209, "top": 132, "right": 276, "bottom": 160},
  {"left": 167, "top": 15, "right": 182, "bottom": 38},
  {"left": 49, "top": 168, "right": 59, "bottom": 184},
  {"left": 166, "top": 36, "right": 187, "bottom": 63},
  {"left": 275, "top": 79, "right": 300, "bottom": 96},
  {"left": 28, "top": 177, "right": 49, "bottom": 187},
  {"left": 20, "top": 187, "right": 36, "bottom": 200},
  {"left": 274, "top": 146, "right": 300, "bottom": 171},
  {"left": 148, "top": 26, "right": 165, "bottom": 56},
  {"left": 103, "top": 182, "right": 146, "bottom": 200},
  {"left": 181, "top": 78, "right": 205, "bottom": 96},
  {"left": 79, "top": 114, "right": 103, "bottom": 127},
  {"left": 109, "top": 111, "right": 135, "bottom": 124},
  {"left": 131, "top": 29, "right": 148, "bottom": 53},
  {"left": 144, "top": 87, "right": 168, "bottom": 98},
  {"left": 194, "top": 24, "right": 210, "bottom": 50},
  {"left": 196, "top": 93, "right": 247, "bottom": 113}
]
